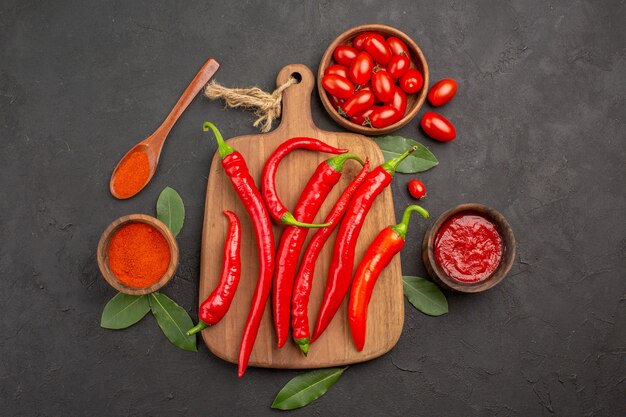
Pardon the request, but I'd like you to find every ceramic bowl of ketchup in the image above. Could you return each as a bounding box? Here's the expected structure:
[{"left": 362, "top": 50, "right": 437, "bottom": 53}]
[{"left": 422, "top": 203, "right": 516, "bottom": 293}]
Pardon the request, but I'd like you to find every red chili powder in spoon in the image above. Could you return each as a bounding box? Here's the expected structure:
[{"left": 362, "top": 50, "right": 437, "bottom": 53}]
[
  {"left": 112, "top": 151, "right": 150, "bottom": 198},
  {"left": 108, "top": 222, "right": 171, "bottom": 288}
]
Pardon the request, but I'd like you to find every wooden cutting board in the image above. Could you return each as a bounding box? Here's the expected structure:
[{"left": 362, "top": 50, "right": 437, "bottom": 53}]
[{"left": 199, "top": 64, "right": 403, "bottom": 369}]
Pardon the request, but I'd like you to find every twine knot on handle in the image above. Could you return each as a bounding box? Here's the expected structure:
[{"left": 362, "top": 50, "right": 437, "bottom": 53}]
[{"left": 203, "top": 77, "right": 298, "bottom": 133}]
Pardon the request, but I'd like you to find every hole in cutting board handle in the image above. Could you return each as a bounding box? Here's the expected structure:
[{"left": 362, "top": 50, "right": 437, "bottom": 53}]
[{"left": 290, "top": 72, "right": 302, "bottom": 83}]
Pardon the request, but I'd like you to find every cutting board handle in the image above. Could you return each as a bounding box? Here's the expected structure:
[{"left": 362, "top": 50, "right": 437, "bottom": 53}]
[{"left": 275, "top": 64, "right": 315, "bottom": 133}]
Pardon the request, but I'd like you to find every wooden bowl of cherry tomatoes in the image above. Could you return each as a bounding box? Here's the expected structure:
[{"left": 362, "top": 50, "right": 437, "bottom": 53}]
[{"left": 318, "top": 24, "right": 429, "bottom": 136}]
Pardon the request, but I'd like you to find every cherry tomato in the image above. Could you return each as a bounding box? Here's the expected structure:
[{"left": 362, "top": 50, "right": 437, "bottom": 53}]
[
  {"left": 322, "top": 74, "right": 355, "bottom": 99},
  {"left": 390, "top": 87, "right": 407, "bottom": 115},
  {"left": 427, "top": 78, "right": 458, "bottom": 107},
  {"left": 408, "top": 179, "right": 426, "bottom": 199},
  {"left": 369, "top": 105, "right": 399, "bottom": 128},
  {"left": 372, "top": 64, "right": 387, "bottom": 73},
  {"left": 420, "top": 112, "right": 456, "bottom": 142},
  {"left": 352, "top": 32, "right": 383, "bottom": 50},
  {"left": 360, "top": 84, "right": 379, "bottom": 101},
  {"left": 341, "top": 90, "right": 375, "bottom": 118},
  {"left": 364, "top": 36, "right": 392, "bottom": 65},
  {"left": 349, "top": 52, "right": 374, "bottom": 85},
  {"left": 328, "top": 94, "right": 345, "bottom": 111},
  {"left": 333, "top": 45, "right": 358, "bottom": 66},
  {"left": 387, "top": 36, "right": 410, "bottom": 56},
  {"left": 399, "top": 69, "right": 424, "bottom": 94},
  {"left": 387, "top": 55, "right": 410, "bottom": 79},
  {"left": 324, "top": 64, "right": 350, "bottom": 79},
  {"left": 371, "top": 70, "right": 395, "bottom": 103},
  {"left": 359, "top": 84, "right": 372, "bottom": 93},
  {"left": 350, "top": 108, "right": 374, "bottom": 126}
]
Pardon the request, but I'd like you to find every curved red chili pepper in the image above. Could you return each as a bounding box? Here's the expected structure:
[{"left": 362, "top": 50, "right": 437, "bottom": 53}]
[
  {"left": 273, "top": 152, "right": 363, "bottom": 348},
  {"left": 348, "top": 205, "right": 429, "bottom": 351},
  {"left": 262, "top": 137, "right": 348, "bottom": 228},
  {"left": 291, "top": 160, "right": 370, "bottom": 355},
  {"left": 187, "top": 210, "right": 241, "bottom": 335},
  {"left": 203, "top": 122, "right": 275, "bottom": 378},
  {"left": 311, "top": 146, "right": 418, "bottom": 342}
]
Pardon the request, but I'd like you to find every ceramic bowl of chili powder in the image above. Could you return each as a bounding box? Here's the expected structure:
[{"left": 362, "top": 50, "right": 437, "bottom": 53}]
[
  {"left": 97, "top": 214, "right": 179, "bottom": 295},
  {"left": 422, "top": 203, "right": 516, "bottom": 293}
]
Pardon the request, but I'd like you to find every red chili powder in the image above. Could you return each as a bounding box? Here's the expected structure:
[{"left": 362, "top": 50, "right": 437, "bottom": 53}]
[
  {"left": 108, "top": 222, "right": 171, "bottom": 288},
  {"left": 112, "top": 151, "right": 150, "bottom": 198},
  {"left": 434, "top": 212, "right": 503, "bottom": 283}
]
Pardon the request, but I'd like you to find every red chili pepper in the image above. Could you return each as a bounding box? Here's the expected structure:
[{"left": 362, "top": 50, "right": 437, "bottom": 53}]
[
  {"left": 348, "top": 205, "right": 429, "bottom": 351},
  {"left": 311, "top": 146, "right": 418, "bottom": 342},
  {"left": 203, "top": 122, "right": 275, "bottom": 378},
  {"left": 273, "top": 152, "right": 363, "bottom": 348},
  {"left": 187, "top": 211, "right": 241, "bottom": 335},
  {"left": 291, "top": 160, "right": 370, "bottom": 355},
  {"left": 262, "top": 137, "right": 348, "bottom": 228}
]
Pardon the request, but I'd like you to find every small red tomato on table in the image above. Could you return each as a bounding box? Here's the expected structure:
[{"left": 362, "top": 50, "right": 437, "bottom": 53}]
[
  {"left": 428, "top": 79, "right": 458, "bottom": 107},
  {"left": 408, "top": 179, "right": 426, "bottom": 199},
  {"left": 420, "top": 112, "right": 456, "bottom": 142}
]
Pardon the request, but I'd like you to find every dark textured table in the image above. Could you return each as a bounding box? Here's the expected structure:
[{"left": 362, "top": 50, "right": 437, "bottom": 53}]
[{"left": 1, "top": 1, "right": 624, "bottom": 416}]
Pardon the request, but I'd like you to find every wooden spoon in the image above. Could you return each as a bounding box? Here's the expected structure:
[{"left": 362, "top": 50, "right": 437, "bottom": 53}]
[{"left": 110, "top": 57, "right": 220, "bottom": 199}]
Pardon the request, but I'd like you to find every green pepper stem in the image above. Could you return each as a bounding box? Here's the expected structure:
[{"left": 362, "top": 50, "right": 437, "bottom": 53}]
[
  {"left": 187, "top": 321, "right": 209, "bottom": 336},
  {"left": 390, "top": 204, "right": 429, "bottom": 239},
  {"left": 381, "top": 145, "right": 418, "bottom": 175},
  {"left": 294, "top": 338, "right": 310, "bottom": 356},
  {"left": 282, "top": 212, "right": 331, "bottom": 228},
  {"left": 203, "top": 122, "right": 234, "bottom": 159},
  {"left": 326, "top": 152, "right": 364, "bottom": 172}
]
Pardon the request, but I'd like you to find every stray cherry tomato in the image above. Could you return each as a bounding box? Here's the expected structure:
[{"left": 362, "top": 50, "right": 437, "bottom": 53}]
[
  {"left": 387, "top": 55, "right": 410, "bottom": 79},
  {"left": 364, "top": 36, "right": 392, "bottom": 65},
  {"left": 386, "top": 36, "right": 410, "bottom": 56},
  {"left": 352, "top": 32, "right": 383, "bottom": 50},
  {"left": 399, "top": 69, "right": 424, "bottom": 94},
  {"left": 328, "top": 94, "right": 345, "bottom": 111},
  {"left": 324, "top": 64, "right": 350, "bottom": 79},
  {"left": 349, "top": 52, "right": 374, "bottom": 85},
  {"left": 390, "top": 87, "right": 407, "bottom": 115},
  {"left": 371, "top": 71, "right": 395, "bottom": 103},
  {"left": 427, "top": 78, "right": 458, "bottom": 107},
  {"left": 420, "top": 112, "right": 456, "bottom": 142},
  {"left": 408, "top": 179, "right": 426, "bottom": 199},
  {"left": 341, "top": 90, "right": 375, "bottom": 118},
  {"left": 368, "top": 105, "right": 399, "bottom": 128},
  {"left": 350, "top": 108, "right": 374, "bottom": 126},
  {"left": 333, "top": 45, "right": 358, "bottom": 66},
  {"left": 322, "top": 74, "right": 355, "bottom": 99}
]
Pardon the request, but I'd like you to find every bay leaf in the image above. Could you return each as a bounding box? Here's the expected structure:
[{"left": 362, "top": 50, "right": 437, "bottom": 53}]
[
  {"left": 101, "top": 292, "right": 150, "bottom": 329},
  {"left": 149, "top": 292, "right": 197, "bottom": 352},
  {"left": 271, "top": 367, "right": 346, "bottom": 410},
  {"left": 156, "top": 187, "right": 185, "bottom": 236},
  {"left": 374, "top": 136, "right": 438, "bottom": 173},
  {"left": 402, "top": 276, "right": 448, "bottom": 316}
]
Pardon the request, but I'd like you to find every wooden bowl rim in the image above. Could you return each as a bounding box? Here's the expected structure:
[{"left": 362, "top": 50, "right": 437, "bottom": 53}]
[
  {"left": 422, "top": 203, "right": 516, "bottom": 293},
  {"left": 96, "top": 213, "right": 179, "bottom": 295},
  {"left": 318, "top": 23, "right": 429, "bottom": 136}
]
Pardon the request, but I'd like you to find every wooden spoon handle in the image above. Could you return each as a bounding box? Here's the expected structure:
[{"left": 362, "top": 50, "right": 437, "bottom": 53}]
[{"left": 153, "top": 58, "right": 220, "bottom": 141}]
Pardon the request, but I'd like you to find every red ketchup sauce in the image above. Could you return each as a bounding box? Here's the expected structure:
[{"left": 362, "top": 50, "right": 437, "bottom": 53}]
[{"left": 434, "top": 212, "right": 503, "bottom": 283}]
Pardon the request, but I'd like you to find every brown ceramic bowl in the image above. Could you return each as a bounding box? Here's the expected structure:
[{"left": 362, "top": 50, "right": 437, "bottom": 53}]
[
  {"left": 422, "top": 204, "right": 516, "bottom": 293},
  {"left": 318, "top": 24, "right": 429, "bottom": 136},
  {"left": 97, "top": 214, "right": 179, "bottom": 295}
]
